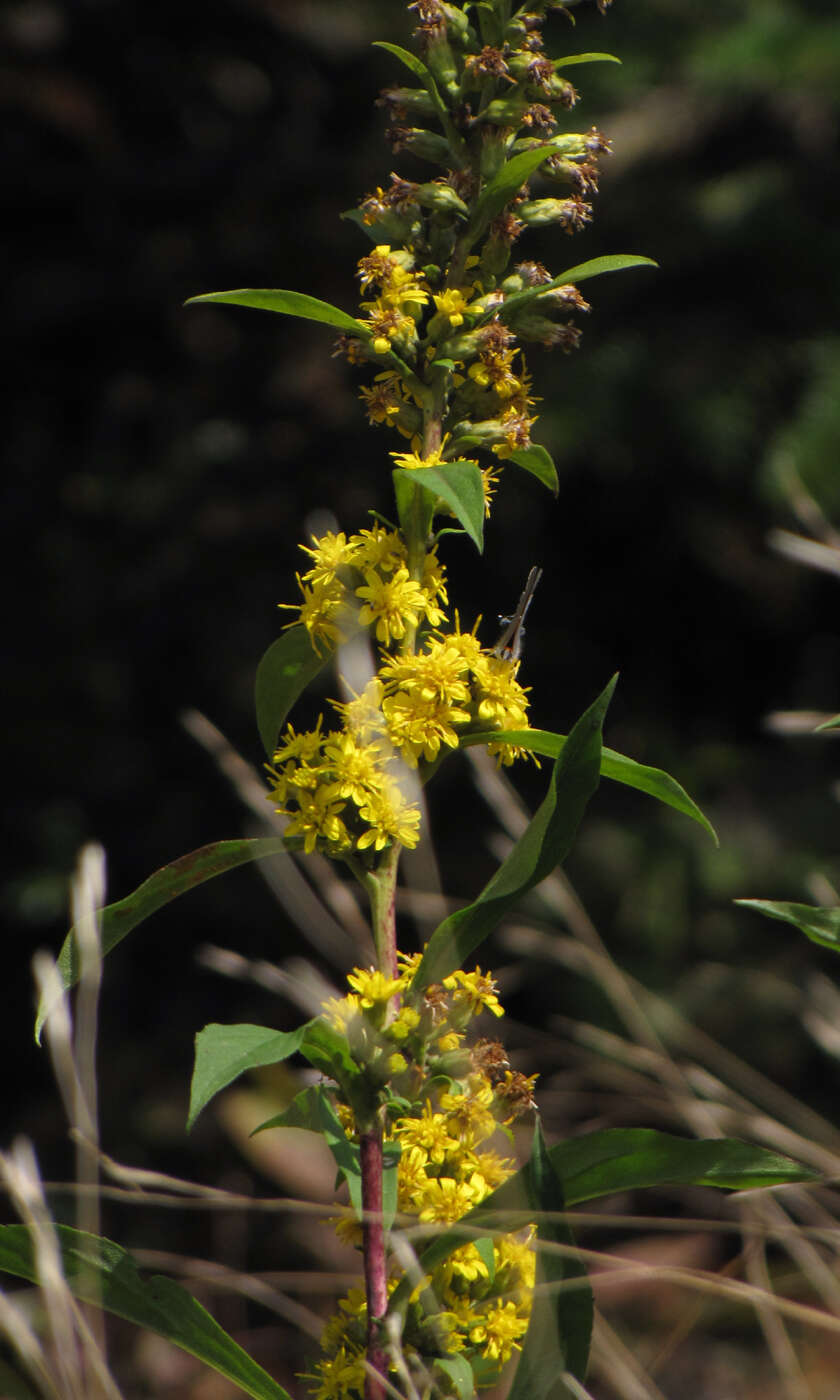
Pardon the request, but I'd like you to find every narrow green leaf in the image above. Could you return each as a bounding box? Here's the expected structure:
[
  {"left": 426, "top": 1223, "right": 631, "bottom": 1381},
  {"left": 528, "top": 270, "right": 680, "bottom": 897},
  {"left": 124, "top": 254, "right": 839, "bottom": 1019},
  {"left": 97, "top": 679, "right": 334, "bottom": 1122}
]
[
  {"left": 255, "top": 625, "right": 332, "bottom": 758},
  {"left": 552, "top": 1128, "right": 819, "bottom": 1202},
  {"left": 815, "top": 714, "right": 840, "bottom": 731},
  {"left": 507, "top": 444, "right": 558, "bottom": 494},
  {"left": 469, "top": 144, "right": 556, "bottom": 239},
  {"left": 184, "top": 287, "right": 364, "bottom": 335},
  {"left": 372, "top": 42, "right": 467, "bottom": 162},
  {"left": 411, "top": 677, "right": 616, "bottom": 992},
  {"left": 35, "top": 838, "right": 288, "bottom": 1043},
  {"left": 390, "top": 1130, "right": 816, "bottom": 1310},
  {"left": 393, "top": 462, "right": 485, "bottom": 553},
  {"left": 494, "top": 254, "right": 658, "bottom": 326},
  {"left": 507, "top": 1122, "right": 592, "bottom": 1400},
  {"left": 459, "top": 729, "right": 717, "bottom": 843},
  {"left": 736, "top": 899, "right": 840, "bottom": 953},
  {"left": 188, "top": 1022, "right": 310, "bottom": 1131},
  {"left": 0, "top": 1225, "right": 294, "bottom": 1400},
  {"left": 254, "top": 1085, "right": 401, "bottom": 1226},
  {"left": 553, "top": 52, "right": 621, "bottom": 69}
]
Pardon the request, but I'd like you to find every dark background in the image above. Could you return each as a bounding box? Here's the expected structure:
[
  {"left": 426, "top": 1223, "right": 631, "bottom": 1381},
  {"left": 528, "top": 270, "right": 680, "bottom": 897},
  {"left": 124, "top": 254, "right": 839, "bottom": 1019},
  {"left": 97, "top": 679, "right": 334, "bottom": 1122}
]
[{"left": 5, "top": 0, "right": 840, "bottom": 1391}]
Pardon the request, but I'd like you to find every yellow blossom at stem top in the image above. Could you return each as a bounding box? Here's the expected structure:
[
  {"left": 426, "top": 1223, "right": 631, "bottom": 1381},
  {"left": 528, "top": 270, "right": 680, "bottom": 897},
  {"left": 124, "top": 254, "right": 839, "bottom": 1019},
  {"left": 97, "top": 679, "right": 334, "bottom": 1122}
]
[{"left": 354, "top": 566, "right": 427, "bottom": 645}]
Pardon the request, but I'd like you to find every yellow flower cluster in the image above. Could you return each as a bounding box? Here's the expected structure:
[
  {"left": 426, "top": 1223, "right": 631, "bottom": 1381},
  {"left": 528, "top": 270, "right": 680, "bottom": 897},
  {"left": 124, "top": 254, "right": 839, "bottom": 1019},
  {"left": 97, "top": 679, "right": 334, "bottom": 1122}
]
[{"left": 310, "top": 959, "right": 538, "bottom": 1399}]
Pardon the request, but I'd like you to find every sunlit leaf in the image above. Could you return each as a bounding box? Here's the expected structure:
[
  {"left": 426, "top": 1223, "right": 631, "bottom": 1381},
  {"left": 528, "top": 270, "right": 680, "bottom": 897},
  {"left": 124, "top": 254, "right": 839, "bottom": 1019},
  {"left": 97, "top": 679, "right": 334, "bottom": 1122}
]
[
  {"left": 553, "top": 52, "right": 621, "bottom": 68},
  {"left": 506, "top": 1122, "right": 592, "bottom": 1400},
  {"left": 493, "top": 254, "right": 658, "bottom": 326},
  {"left": 411, "top": 677, "right": 616, "bottom": 991},
  {"left": 815, "top": 714, "right": 840, "bottom": 731},
  {"left": 188, "top": 1022, "right": 311, "bottom": 1131},
  {"left": 507, "top": 444, "right": 558, "bottom": 494},
  {"left": 255, "top": 625, "right": 332, "bottom": 758},
  {"left": 36, "top": 839, "right": 288, "bottom": 1043},
  {"left": 0, "top": 1225, "right": 294, "bottom": 1400},
  {"left": 393, "top": 462, "right": 485, "bottom": 553},
  {"left": 184, "top": 287, "right": 364, "bottom": 335},
  {"left": 460, "top": 729, "right": 717, "bottom": 843},
  {"left": 469, "top": 144, "right": 557, "bottom": 239},
  {"left": 736, "top": 898, "right": 840, "bottom": 953}
]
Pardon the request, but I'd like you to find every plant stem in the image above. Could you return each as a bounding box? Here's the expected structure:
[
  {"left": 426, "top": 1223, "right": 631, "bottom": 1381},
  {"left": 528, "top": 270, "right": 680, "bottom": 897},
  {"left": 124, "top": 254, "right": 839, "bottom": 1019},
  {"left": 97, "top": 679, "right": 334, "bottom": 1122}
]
[
  {"left": 367, "top": 840, "right": 400, "bottom": 980},
  {"left": 360, "top": 1127, "right": 388, "bottom": 1400}
]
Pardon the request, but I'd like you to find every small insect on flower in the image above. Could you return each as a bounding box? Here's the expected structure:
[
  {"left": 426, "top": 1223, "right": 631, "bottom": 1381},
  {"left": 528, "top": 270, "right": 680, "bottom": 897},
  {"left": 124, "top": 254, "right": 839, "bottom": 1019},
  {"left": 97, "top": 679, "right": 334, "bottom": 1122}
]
[{"left": 493, "top": 565, "right": 543, "bottom": 661}]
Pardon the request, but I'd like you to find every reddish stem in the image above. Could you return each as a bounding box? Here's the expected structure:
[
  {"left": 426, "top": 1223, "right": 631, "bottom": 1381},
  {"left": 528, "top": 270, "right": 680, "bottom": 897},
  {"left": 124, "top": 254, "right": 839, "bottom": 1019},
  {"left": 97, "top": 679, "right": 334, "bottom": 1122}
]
[{"left": 360, "top": 1128, "right": 388, "bottom": 1400}]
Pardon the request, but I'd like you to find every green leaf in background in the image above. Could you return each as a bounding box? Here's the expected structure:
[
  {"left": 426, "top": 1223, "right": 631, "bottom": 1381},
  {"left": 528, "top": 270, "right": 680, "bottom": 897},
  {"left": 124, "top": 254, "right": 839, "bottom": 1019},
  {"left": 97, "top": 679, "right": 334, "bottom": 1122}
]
[
  {"left": 393, "top": 462, "right": 485, "bottom": 553},
  {"left": 188, "top": 1022, "right": 310, "bottom": 1131},
  {"left": 553, "top": 52, "right": 622, "bottom": 69},
  {"left": 736, "top": 899, "right": 840, "bottom": 953},
  {"left": 460, "top": 729, "right": 717, "bottom": 843},
  {"left": 391, "top": 1129, "right": 816, "bottom": 1307},
  {"left": 184, "top": 287, "right": 364, "bottom": 335},
  {"left": 507, "top": 443, "right": 559, "bottom": 494},
  {"left": 506, "top": 1122, "right": 592, "bottom": 1400},
  {"left": 410, "top": 676, "right": 616, "bottom": 992},
  {"left": 0, "top": 1225, "right": 294, "bottom": 1400},
  {"left": 255, "top": 624, "right": 332, "bottom": 758},
  {"left": 35, "top": 838, "right": 288, "bottom": 1044}
]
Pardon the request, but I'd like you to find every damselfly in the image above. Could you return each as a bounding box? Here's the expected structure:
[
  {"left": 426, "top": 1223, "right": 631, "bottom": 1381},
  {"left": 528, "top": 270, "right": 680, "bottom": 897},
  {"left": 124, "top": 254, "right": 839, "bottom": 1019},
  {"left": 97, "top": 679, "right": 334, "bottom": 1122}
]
[{"left": 493, "top": 565, "right": 543, "bottom": 661}]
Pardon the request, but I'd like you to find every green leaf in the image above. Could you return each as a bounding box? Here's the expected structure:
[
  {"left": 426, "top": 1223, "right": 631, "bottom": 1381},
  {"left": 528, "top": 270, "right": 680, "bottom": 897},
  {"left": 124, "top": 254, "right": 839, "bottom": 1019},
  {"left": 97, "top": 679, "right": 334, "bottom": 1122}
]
[
  {"left": 469, "top": 144, "right": 557, "bottom": 240},
  {"left": 255, "top": 1086, "right": 401, "bottom": 1226},
  {"left": 255, "top": 625, "right": 332, "bottom": 758},
  {"left": 459, "top": 729, "right": 717, "bottom": 843},
  {"left": 184, "top": 287, "right": 364, "bottom": 335},
  {"left": 495, "top": 254, "right": 658, "bottom": 326},
  {"left": 36, "top": 838, "right": 288, "bottom": 1043},
  {"left": 553, "top": 52, "right": 621, "bottom": 69},
  {"left": 393, "top": 462, "right": 485, "bottom": 553},
  {"left": 736, "top": 899, "right": 840, "bottom": 953},
  {"left": 552, "top": 1128, "right": 819, "bottom": 1201},
  {"left": 299, "top": 1018, "right": 364, "bottom": 1093},
  {"left": 372, "top": 42, "right": 467, "bottom": 162},
  {"left": 431, "top": 1354, "right": 475, "bottom": 1400},
  {"left": 506, "top": 1122, "right": 592, "bottom": 1400},
  {"left": 410, "top": 676, "right": 616, "bottom": 992},
  {"left": 508, "top": 444, "right": 558, "bottom": 494},
  {"left": 188, "top": 1022, "right": 310, "bottom": 1131},
  {"left": 815, "top": 714, "right": 840, "bottom": 731},
  {"left": 0, "top": 1224, "right": 294, "bottom": 1400},
  {"left": 391, "top": 1130, "right": 816, "bottom": 1310}
]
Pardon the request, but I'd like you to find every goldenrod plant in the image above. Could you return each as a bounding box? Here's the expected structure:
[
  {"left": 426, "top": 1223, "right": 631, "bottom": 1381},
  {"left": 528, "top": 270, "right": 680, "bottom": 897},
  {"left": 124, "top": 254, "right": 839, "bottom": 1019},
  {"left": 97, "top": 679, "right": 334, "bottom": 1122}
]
[{"left": 5, "top": 3, "right": 818, "bottom": 1399}]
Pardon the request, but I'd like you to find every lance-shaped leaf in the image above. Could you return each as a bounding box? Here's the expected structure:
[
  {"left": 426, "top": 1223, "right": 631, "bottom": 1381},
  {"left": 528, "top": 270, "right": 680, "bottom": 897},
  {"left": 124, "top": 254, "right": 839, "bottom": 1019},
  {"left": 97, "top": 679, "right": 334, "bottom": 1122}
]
[
  {"left": 188, "top": 1022, "right": 311, "bottom": 1131},
  {"left": 736, "top": 899, "right": 840, "bottom": 954},
  {"left": 467, "top": 144, "right": 557, "bottom": 242},
  {"left": 184, "top": 287, "right": 365, "bottom": 336},
  {"left": 410, "top": 676, "right": 616, "bottom": 992},
  {"left": 460, "top": 728, "right": 717, "bottom": 843},
  {"left": 373, "top": 42, "right": 468, "bottom": 163},
  {"left": 391, "top": 1129, "right": 817, "bottom": 1308},
  {"left": 254, "top": 1084, "right": 402, "bottom": 1226},
  {"left": 255, "top": 625, "right": 333, "bottom": 758},
  {"left": 493, "top": 254, "right": 659, "bottom": 327},
  {"left": 35, "top": 838, "right": 288, "bottom": 1043},
  {"left": 506, "top": 1122, "right": 592, "bottom": 1400},
  {"left": 553, "top": 52, "right": 621, "bottom": 69},
  {"left": 508, "top": 443, "right": 558, "bottom": 494},
  {"left": 393, "top": 462, "right": 485, "bottom": 553},
  {"left": 0, "top": 1224, "right": 294, "bottom": 1400}
]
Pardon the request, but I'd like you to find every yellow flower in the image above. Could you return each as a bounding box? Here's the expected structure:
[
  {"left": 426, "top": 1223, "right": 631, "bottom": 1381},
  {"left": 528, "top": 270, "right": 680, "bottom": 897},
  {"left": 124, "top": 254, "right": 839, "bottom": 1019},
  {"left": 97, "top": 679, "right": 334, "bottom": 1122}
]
[
  {"left": 389, "top": 432, "right": 451, "bottom": 471},
  {"left": 330, "top": 677, "right": 388, "bottom": 743},
  {"left": 432, "top": 287, "right": 473, "bottom": 327},
  {"left": 356, "top": 774, "right": 421, "bottom": 850},
  {"left": 282, "top": 786, "right": 350, "bottom": 855},
  {"left": 346, "top": 966, "right": 403, "bottom": 1008},
  {"left": 350, "top": 524, "right": 407, "bottom": 575},
  {"left": 355, "top": 566, "right": 426, "bottom": 645},
  {"left": 469, "top": 1300, "right": 528, "bottom": 1362},
  {"left": 382, "top": 690, "right": 471, "bottom": 766},
  {"left": 299, "top": 531, "right": 353, "bottom": 587},
  {"left": 322, "top": 731, "right": 388, "bottom": 806}
]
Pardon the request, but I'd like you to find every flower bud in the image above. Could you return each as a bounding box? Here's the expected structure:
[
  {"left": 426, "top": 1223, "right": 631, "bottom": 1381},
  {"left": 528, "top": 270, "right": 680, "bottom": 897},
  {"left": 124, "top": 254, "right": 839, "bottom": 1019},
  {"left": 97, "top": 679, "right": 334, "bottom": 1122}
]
[
  {"left": 415, "top": 182, "right": 469, "bottom": 217},
  {"left": 517, "top": 196, "right": 592, "bottom": 231},
  {"left": 378, "top": 85, "right": 437, "bottom": 122},
  {"left": 391, "top": 128, "right": 453, "bottom": 164}
]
